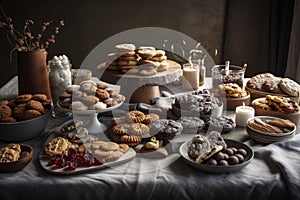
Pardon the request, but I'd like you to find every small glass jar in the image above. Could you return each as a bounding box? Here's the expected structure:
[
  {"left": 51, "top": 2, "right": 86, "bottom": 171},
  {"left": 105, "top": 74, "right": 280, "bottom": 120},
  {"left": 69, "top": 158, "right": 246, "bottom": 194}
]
[
  {"left": 48, "top": 55, "right": 72, "bottom": 105},
  {"left": 211, "top": 65, "right": 245, "bottom": 88}
]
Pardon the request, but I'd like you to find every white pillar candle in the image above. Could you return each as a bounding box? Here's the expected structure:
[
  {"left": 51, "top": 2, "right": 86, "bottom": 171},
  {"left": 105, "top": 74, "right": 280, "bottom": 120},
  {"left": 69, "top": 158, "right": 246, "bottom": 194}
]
[{"left": 235, "top": 105, "right": 255, "bottom": 127}]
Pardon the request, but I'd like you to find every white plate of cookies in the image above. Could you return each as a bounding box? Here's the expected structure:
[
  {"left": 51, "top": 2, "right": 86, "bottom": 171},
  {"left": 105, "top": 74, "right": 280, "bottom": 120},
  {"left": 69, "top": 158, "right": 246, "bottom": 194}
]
[{"left": 39, "top": 134, "right": 136, "bottom": 175}]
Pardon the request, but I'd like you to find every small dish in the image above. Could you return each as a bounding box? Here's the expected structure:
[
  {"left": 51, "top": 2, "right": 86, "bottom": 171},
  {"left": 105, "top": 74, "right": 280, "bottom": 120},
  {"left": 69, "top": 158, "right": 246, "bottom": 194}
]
[
  {"left": 0, "top": 144, "right": 33, "bottom": 172},
  {"left": 246, "top": 116, "right": 296, "bottom": 144},
  {"left": 224, "top": 92, "right": 251, "bottom": 110},
  {"left": 179, "top": 139, "right": 254, "bottom": 173}
]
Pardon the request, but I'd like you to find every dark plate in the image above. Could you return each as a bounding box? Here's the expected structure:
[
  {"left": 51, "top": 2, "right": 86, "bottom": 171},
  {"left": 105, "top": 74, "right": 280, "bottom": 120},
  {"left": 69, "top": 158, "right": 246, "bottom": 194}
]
[{"left": 179, "top": 139, "right": 254, "bottom": 173}]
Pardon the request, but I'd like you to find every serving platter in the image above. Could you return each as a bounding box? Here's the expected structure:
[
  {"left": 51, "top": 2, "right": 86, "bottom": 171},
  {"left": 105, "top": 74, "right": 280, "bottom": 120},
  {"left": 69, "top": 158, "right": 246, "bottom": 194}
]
[
  {"left": 39, "top": 133, "right": 136, "bottom": 175},
  {"left": 179, "top": 139, "right": 254, "bottom": 173}
]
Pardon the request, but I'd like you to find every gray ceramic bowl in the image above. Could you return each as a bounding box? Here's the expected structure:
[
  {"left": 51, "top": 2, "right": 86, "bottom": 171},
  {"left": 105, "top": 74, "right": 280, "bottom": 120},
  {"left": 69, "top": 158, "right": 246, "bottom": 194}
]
[{"left": 0, "top": 108, "right": 52, "bottom": 142}]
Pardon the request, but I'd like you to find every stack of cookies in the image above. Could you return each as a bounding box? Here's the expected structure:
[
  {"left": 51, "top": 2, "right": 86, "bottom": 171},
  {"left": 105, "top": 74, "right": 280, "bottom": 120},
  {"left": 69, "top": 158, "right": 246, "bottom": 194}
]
[
  {"left": 0, "top": 94, "right": 51, "bottom": 122},
  {"left": 110, "top": 110, "right": 160, "bottom": 147},
  {"left": 58, "top": 80, "right": 125, "bottom": 111},
  {"left": 107, "top": 43, "right": 169, "bottom": 76}
]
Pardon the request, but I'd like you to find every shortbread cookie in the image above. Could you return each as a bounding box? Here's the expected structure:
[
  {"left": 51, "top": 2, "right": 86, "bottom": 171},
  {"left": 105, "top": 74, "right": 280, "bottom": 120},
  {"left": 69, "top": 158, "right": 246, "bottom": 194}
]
[
  {"left": 126, "top": 110, "right": 145, "bottom": 123},
  {"left": 112, "top": 124, "right": 130, "bottom": 135},
  {"left": 93, "top": 102, "right": 107, "bottom": 110},
  {"left": 119, "top": 135, "right": 142, "bottom": 146},
  {"left": 119, "top": 54, "right": 139, "bottom": 61},
  {"left": 44, "top": 137, "right": 72, "bottom": 156},
  {"left": 150, "top": 55, "right": 167, "bottom": 62},
  {"left": 137, "top": 49, "right": 156, "bottom": 59},
  {"left": 138, "top": 46, "right": 156, "bottom": 51},
  {"left": 130, "top": 123, "right": 149, "bottom": 136},
  {"left": 155, "top": 50, "right": 166, "bottom": 56},
  {"left": 143, "top": 113, "right": 160, "bottom": 124},
  {"left": 15, "top": 94, "right": 32, "bottom": 103},
  {"left": 115, "top": 43, "right": 136, "bottom": 52},
  {"left": 117, "top": 60, "right": 138, "bottom": 66},
  {"left": 279, "top": 78, "right": 300, "bottom": 97}
]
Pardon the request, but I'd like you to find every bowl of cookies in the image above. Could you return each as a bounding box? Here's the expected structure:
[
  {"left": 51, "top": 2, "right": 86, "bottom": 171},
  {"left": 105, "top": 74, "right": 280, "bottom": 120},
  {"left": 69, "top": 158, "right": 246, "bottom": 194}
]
[
  {"left": 0, "top": 94, "right": 52, "bottom": 142},
  {"left": 252, "top": 95, "right": 300, "bottom": 125},
  {"left": 215, "top": 83, "right": 251, "bottom": 110},
  {"left": 0, "top": 143, "right": 33, "bottom": 172},
  {"left": 246, "top": 116, "right": 296, "bottom": 144}
]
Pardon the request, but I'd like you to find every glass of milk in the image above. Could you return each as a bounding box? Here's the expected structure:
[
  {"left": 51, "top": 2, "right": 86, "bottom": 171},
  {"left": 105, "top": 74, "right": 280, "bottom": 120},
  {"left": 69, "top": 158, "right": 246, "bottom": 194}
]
[{"left": 182, "top": 63, "right": 199, "bottom": 91}]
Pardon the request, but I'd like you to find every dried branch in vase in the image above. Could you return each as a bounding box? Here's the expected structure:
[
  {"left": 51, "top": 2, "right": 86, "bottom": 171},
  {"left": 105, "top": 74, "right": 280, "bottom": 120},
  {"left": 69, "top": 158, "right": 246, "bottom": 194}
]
[{"left": 0, "top": 6, "right": 64, "bottom": 52}]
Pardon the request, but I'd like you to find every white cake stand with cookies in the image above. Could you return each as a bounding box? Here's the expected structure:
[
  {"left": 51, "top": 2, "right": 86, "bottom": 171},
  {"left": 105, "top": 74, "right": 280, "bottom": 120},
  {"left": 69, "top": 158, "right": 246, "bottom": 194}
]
[
  {"left": 100, "top": 60, "right": 182, "bottom": 104},
  {"left": 58, "top": 101, "right": 124, "bottom": 136}
]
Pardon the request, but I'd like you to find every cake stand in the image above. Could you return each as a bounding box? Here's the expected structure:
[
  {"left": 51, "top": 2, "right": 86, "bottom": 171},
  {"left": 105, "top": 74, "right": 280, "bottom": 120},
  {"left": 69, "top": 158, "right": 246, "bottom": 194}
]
[
  {"left": 57, "top": 101, "right": 123, "bottom": 135},
  {"left": 99, "top": 60, "right": 182, "bottom": 104}
]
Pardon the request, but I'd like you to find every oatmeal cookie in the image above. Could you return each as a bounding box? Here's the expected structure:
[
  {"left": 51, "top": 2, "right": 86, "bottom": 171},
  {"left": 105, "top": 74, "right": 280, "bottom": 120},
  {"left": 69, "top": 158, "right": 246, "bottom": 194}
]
[
  {"left": 15, "top": 94, "right": 32, "bottom": 103},
  {"left": 22, "top": 110, "right": 42, "bottom": 120},
  {"left": 92, "top": 141, "right": 120, "bottom": 151},
  {"left": 0, "top": 105, "right": 12, "bottom": 120},
  {"left": 126, "top": 110, "right": 145, "bottom": 123},
  {"left": 44, "top": 137, "right": 72, "bottom": 156},
  {"left": 27, "top": 100, "right": 45, "bottom": 113},
  {"left": 12, "top": 103, "right": 27, "bottom": 119},
  {"left": 32, "top": 94, "right": 48, "bottom": 102},
  {"left": 279, "top": 78, "right": 300, "bottom": 97},
  {"left": 95, "top": 89, "right": 110, "bottom": 100},
  {"left": 1, "top": 117, "right": 16, "bottom": 123}
]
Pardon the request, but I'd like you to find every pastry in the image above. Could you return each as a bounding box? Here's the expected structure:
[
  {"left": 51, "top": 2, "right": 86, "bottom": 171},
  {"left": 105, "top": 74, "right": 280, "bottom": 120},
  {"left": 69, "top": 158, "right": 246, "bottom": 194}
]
[
  {"left": 187, "top": 135, "right": 211, "bottom": 160},
  {"left": 126, "top": 110, "right": 145, "bottom": 123},
  {"left": 247, "top": 119, "right": 283, "bottom": 133},
  {"left": 206, "top": 131, "right": 227, "bottom": 149},
  {"left": 150, "top": 119, "right": 183, "bottom": 140},
  {"left": 279, "top": 78, "right": 300, "bottom": 97},
  {"left": 265, "top": 119, "right": 295, "bottom": 129},
  {"left": 205, "top": 116, "right": 236, "bottom": 134},
  {"left": 261, "top": 77, "right": 283, "bottom": 94},
  {"left": 44, "top": 137, "right": 72, "bottom": 156},
  {"left": 246, "top": 73, "right": 275, "bottom": 90}
]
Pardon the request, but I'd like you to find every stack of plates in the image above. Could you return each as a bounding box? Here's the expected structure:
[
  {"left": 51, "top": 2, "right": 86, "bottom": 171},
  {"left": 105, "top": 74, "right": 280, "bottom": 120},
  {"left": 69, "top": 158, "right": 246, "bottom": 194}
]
[{"left": 246, "top": 116, "right": 296, "bottom": 144}]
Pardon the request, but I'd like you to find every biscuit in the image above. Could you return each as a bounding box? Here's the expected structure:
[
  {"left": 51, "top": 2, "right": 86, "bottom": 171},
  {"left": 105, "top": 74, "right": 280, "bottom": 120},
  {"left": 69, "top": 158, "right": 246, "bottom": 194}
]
[
  {"left": 246, "top": 73, "right": 275, "bottom": 90},
  {"left": 279, "top": 78, "right": 300, "bottom": 97},
  {"left": 1, "top": 117, "right": 16, "bottom": 123},
  {"left": 80, "top": 82, "right": 97, "bottom": 94},
  {"left": 118, "top": 144, "right": 129, "bottom": 153},
  {"left": 0, "top": 105, "right": 12, "bottom": 120},
  {"left": 12, "top": 103, "right": 27, "bottom": 119},
  {"left": 126, "top": 110, "right": 145, "bottom": 123},
  {"left": 27, "top": 100, "right": 45, "bottom": 113},
  {"left": 44, "top": 137, "right": 72, "bottom": 156},
  {"left": 119, "top": 135, "right": 142, "bottom": 146},
  {"left": 112, "top": 124, "right": 130, "bottom": 135},
  {"left": 32, "top": 94, "right": 48, "bottom": 102},
  {"left": 22, "top": 110, "right": 42, "bottom": 120},
  {"left": 94, "top": 150, "right": 123, "bottom": 162},
  {"left": 143, "top": 113, "right": 160, "bottom": 124},
  {"left": 95, "top": 89, "right": 110, "bottom": 100},
  {"left": 66, "top": 85, "right": 80, "bottom": 94},
  {"left": 104, "top": 98, "right": 118, "bottom": 107},
  {"left": 80, "top": 95, "right": 99, "bottom": 105},
  {"left": 70, "top": 101, "right": 88, "bottom": 111},
  {"left": 130, "top": 123, "right": 149, "bottom": 136},
  {"left": 15, "top": 94, "right": 32, "bottom": 103},
  {"left": 115, "top": 44, "right": 136, "bottom": 52}
]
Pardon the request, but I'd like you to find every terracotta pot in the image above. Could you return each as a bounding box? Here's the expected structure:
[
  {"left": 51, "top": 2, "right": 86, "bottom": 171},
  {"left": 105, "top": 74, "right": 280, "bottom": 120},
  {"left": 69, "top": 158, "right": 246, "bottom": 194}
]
[{"left": 17, "top": 49, "right": 51, "bottom": 98}]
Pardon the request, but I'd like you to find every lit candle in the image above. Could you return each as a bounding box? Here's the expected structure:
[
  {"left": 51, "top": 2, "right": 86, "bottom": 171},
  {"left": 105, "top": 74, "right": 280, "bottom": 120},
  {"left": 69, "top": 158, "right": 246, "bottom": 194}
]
[{"left": 235, "top": 103, "right": 255, "bottom": 127}]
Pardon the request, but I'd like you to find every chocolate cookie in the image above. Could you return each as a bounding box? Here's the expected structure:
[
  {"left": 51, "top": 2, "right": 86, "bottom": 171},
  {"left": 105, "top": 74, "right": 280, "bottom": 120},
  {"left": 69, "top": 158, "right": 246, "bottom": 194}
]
[
  {"left": 205, "top": 116, "right": 236, "bottom": 134},
  {"left": 187, "top": 135, "right": 211, "bottom": 160},
  {"left": 206, "top": 131, "right": 227, "bottom": 149},
  {"left": 0, "top": 105, "right": 12, "bottom": 120},
  {"left": 177, "top": 117, "right": 206, "bottom": 132},
  {"left": 150, "top": 119, "right": 183, "bottom": 141}
]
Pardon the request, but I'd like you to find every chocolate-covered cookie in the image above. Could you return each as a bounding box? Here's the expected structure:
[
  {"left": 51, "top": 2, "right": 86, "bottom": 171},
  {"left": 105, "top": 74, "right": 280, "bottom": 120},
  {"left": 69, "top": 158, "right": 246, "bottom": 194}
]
[
  {"left": 205, "top": 116, "right": 236, "bottom": 134},
  {"left": 150, "top": 119, "right": 183, "bottom": 141}
]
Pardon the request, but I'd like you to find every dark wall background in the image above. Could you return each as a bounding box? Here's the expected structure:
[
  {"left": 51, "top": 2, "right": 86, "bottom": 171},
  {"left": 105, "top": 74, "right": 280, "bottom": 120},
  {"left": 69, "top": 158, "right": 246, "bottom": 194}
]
[{"left": 0, "top": 0, "right": 226, "bottom": 87}]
